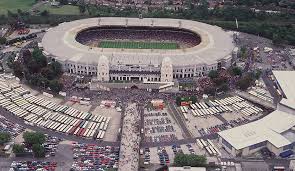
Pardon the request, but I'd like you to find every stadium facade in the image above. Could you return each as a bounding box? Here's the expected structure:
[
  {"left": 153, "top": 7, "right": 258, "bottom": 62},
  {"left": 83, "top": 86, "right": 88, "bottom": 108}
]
[{"left": 42, "top": 17, "right": 236, "bottom": 83}]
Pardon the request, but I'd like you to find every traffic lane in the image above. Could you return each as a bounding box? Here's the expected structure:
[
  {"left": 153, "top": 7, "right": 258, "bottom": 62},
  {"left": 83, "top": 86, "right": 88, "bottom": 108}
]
[{"left": 168, "top": 101, "right": 192, "bottom": 139}]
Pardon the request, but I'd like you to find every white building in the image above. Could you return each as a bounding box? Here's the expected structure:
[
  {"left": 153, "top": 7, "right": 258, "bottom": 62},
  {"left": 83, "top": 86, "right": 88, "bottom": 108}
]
[
  {"left": 218, "top": 71, "right": 295, "bottom": 157},
  {"left": 42, "top": 17, "right": 235, "bottom": 83}
]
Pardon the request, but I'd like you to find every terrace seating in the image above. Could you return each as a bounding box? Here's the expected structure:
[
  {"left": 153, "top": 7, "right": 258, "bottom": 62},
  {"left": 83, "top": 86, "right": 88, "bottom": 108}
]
[{"left": 75, "top": 27, "right": 201, "bottom": 49}]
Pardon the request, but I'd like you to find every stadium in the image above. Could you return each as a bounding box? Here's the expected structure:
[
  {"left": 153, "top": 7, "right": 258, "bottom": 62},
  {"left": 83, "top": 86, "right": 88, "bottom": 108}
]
[{"left": 41, "top": 17, "right": 236, "bottom": 83}]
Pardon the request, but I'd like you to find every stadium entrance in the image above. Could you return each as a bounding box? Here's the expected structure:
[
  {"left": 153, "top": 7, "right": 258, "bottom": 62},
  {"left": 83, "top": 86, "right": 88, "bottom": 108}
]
[
  {"left": 131, "top": 85, "right": 139, "bottom": 89},
  {"left": 131, "top": 77, "right": 140, "bottom": 82}
]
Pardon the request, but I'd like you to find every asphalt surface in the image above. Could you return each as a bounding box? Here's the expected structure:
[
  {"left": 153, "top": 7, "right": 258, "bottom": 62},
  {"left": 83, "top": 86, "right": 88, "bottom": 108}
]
[
  {"left": 167, "top": 101, "right": 193, "bottom": 139},
  {"left": 0, "top": 144, "right": 73, "bottom": 171}
]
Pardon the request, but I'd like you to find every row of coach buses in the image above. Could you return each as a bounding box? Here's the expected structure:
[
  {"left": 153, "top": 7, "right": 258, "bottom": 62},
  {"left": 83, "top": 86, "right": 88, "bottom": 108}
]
[
  {"left": 190, "top": 105, "right": 232, "bottom": 117},
  {"left": 241, "top": 106, "right": 263, "bottom": 116},
  {"left": 180, "top": 106, "right": 188, "bottom": 120},
  {"left": 0, "top": 81, "right": 112, "bottom": 140},
  {"left": 196, "top": 138, "right": 221, "bottom": 156},
  {"left": 187, "top": 95, "right": 263, "bottom": 117},
  {"left": 23, "top": 94, "right": 97, "bottom": 120}
]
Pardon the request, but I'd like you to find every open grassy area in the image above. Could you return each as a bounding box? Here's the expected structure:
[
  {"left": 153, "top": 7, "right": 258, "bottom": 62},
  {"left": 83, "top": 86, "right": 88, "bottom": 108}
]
[
  {"left": 37, "top": 4, "right": 80, "bottom": 15},
  {"left": 99, "top": 41, "right": 179, "bottom": 49},
  {"left": 0, "top": 0, "right": 35, "bottom": 15}
]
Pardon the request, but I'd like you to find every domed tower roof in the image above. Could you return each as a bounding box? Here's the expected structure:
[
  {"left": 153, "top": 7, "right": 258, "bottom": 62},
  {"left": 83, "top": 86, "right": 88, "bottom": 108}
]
[
  {"left": 98, "top": 55, "right": 109, "bottom": 64},
  {"left": 162, "top": 57, "right": 172, "bottom": 66}
]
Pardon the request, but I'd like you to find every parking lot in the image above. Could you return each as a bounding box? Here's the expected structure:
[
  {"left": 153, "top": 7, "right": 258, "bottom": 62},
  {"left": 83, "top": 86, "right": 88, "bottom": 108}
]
[
  {"left": 143, "top": 108, "right": 183, "bottom": 143},
  {"left": 0, "top": 75, "right": 122, "bottom": 142},
  {"left": 91, "top": 106, "right": 121, "bottom": 142},
  {"left": 179, "top": 96, "right": 265, "bottom": 137},
  {"left": 10, "top": 161, "right": 57, "bottom": 171},
  {"left": 143, "top": 143, "right": 205, "bottom": 165},
  {"left": 72, "top": 142, "right": 119, "bottom": 170},
  {"left": 247, "top": 79, "right": 274, "bottom": 103},
  {"left": 0, "top": 114, "right": 24, "bottom": 139}
]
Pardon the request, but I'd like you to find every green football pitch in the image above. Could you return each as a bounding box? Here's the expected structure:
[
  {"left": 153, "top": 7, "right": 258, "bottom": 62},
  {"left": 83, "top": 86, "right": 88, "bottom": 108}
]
[{"left": 99, "top": 41, "right": 179, "bottom": 49}]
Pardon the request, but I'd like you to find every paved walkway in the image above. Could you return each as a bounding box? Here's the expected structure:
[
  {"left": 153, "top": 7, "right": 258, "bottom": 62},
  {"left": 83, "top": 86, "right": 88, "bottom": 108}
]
[
  {"left": 118, "top": 103, "right": 140, "bottom": 171},
  {"left": 167, "top": 101, "right": 193, "bottom": 139}
]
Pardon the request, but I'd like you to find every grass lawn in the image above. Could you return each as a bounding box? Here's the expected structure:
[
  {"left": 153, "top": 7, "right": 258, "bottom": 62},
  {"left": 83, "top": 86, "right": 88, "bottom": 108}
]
[
  {"left": 37, "top": 4, "right": 80, "bottom": 15},
  {"left": 99, "top": 41, "right": 179, "bottom": 50},
  {"left": 0, "top": 0, "right": 35, "bottom": 15}
]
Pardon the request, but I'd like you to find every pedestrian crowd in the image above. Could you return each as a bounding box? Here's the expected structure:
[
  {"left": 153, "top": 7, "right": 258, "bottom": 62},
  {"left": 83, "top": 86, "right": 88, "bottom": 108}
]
[{"left": 118, "top": 103, "right": 140, "bottom": 171}]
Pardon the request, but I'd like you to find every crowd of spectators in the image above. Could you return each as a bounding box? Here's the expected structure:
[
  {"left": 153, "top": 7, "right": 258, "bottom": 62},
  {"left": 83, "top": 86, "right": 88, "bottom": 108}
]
[
  {"left": 76, "top": 27, "right": 201, "bottom": 48},
  {"left": 60, "top": 74, "right": 79, "bottom": 90},
  {"left": 118, "top": 103, "right": 140, "bottom": 171},
  {"left": 198, "top": 77, "right": 214, "bottom": 90}
]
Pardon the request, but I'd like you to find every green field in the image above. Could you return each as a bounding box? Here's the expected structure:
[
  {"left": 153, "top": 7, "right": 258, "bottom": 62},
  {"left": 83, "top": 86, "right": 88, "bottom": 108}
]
[
  {"left": 37, "top": 4, "right": 80, "bottom": 15},
  {"left": 0, "top": 0, "right": 35, "bottom": 15},
  {"left": 99, "top": 41, "right": 179, "bottom": 49}
]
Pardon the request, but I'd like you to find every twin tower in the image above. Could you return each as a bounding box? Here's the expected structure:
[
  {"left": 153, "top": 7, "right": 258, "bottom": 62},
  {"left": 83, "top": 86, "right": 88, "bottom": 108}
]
[{"left": 97, "top": 55, "right": 173, "bottom": 83}]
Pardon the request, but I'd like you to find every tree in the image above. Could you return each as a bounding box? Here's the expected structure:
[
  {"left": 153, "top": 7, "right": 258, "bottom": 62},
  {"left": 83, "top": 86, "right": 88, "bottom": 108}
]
[
  {"left": 79, "top": 5, "right": 86, "bottom": 14},
  {"left": 208, "top": 70, "right": 218, "bottom": 79},
  {"left": 0, "top": 132, "right": 11, "bottom": 145},
  {"left": 12, "top": 61, "right": 24, "bottom": 79},
  {"left": 17, "top": 9, "right": 23, "bottom": 16},
  {"left": 236, "top": 74, "right": 254, "bottom": 90},
  {"left": 174, "top": 153, "right": 189, "bottom": 166},
  {"left": 40, "top": 10, "right": 49, "bottom": 17},
  {"left": 49, "top": 79, "right": 64, "bottom": 93},
  {"left": 0, "top": 37, "right": 7, "bottom": 45},
  {"left": 213, "top": 77, "right": 227, "bottom": 86},
  {"left": 32, "top": 144, "right": 45, "bottom": 158},
  {"left": 190, "top": 96, "right": 197, "bottom": 104},
  {"left": 239, "top": 46, "right": 247, "bottom": 59},
  {"left": 176, "top": 96, "right": 182, "bottom": 106},
  {"left": 59, "top": 0, "right": 69, "bottom": 5},
  {"left": 49, "top": 61, "right": 63, "bottom": 77},
  {"left": 22, "top": 49, "right": 32, "bottom": 65},
  {"left": 174, "top": 153, "right": 206, "bottom": 167},
  {"left": 27, "top": 60, "right": 40, "bottom": 73},
  {"left": 12, "top": 144, "right": 25, "bottom": 154},
  {"left": 29, "top": 73, "right": 49, "bottom": 87},
  {"left": 218, "top": 83, "right": 229, "bottom": 92},
  {"left": 23, "top": 132, "right": 46, "bottom": 146},
  {"left": 272, "top": 33, "right": 284, "bottom": 45},
  {"left": 41, "top": 67, "right": 55, "bottom": 80},
  {"left": 231, "top": 67, "right": 242, "bottom": 76},
  {"left": 32, "top": 48, "right": 47, "bottom": 68},
  {"left": 204, "top": 86, "right": 215, "bottom": 96},
  {"left": 254, "top": 69, "right": 262, "bottom": 79}
]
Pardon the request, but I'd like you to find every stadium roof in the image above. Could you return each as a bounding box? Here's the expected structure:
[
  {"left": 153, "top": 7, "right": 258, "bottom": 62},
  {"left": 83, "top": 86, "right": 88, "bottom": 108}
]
[
  {"left": 218, "top": 110, "right": 294, "bottom": 150},
  {"left": 42, "top": 17, "right": 235, "bottom": 66},
  {"left": 273, "top": 71, "right": 295, "bottom": 110},
  {"left": 218, "top": 71, "right": 295, "bottom": 150}
]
